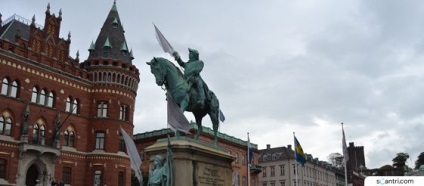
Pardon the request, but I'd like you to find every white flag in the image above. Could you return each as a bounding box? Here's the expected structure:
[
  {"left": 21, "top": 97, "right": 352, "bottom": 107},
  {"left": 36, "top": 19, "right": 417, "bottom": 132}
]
[
  {"left": 167, "top": 93, "right": 191, "bottom": 133},
  {"left": 120, "top": 127, "right": 143, "bottom": 184},
  {"left": 342, "top": 124, "right": 349, "bottom": 163},
  {"left": 153, "top": 23, "right": 175, "bottom": 55}
]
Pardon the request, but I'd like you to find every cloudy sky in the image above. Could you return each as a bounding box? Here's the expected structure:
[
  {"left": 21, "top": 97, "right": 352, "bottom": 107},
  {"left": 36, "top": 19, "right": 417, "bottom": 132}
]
[{"left": 2, "top": 0, "right": 424, "bottom": 169}]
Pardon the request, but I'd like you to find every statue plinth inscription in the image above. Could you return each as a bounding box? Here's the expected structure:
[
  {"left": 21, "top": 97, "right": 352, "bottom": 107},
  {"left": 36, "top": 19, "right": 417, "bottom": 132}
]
[{"left": 198, "top": 166, "right": 225, "bottom": 186}]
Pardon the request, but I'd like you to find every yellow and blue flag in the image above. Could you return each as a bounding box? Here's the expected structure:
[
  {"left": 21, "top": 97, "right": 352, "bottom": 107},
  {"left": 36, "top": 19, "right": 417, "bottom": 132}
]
[{"left": 294, "top": 136, "right": 307, "bottom": 166}]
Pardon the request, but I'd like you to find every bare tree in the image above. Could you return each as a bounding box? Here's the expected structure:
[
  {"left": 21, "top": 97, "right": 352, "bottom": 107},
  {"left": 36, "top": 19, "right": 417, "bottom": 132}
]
[{"left": 328, "top": 152, "right": 344, "bottom": 168}]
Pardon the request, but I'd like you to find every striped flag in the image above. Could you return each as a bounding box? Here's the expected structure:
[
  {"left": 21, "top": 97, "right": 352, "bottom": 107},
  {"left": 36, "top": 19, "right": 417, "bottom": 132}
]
[{"left": 294, "top": 135, "right": 307, "bottom": 166}]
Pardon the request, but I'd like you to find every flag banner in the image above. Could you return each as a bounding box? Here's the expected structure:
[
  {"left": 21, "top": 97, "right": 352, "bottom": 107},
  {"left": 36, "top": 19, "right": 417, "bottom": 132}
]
[
  {"left": 120, "top": 127, "right": 143, "bottom": 184},
  {"left": 342, "top": 124, "right": 349, "bottom": 163},
  {"left": 153, "top": 23, "right": 175, "bottom": 54},
  {"left": 167, "top": 93, "right": 191, "bottom": 133},
  {"left": 294, "top": 136, "right": 307, "bottom": 166},
  {"left": 219, "top": 109, "right": 225, "bottom": 122},
  {"left": 232, "top": 170, "right": 239, "bottom": 186},
  {"left": 248, "top": 133, "right": 253, "bottom": 165}
]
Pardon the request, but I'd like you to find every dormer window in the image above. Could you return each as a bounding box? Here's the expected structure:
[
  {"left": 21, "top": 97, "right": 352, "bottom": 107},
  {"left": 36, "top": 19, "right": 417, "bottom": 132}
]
[{"left": 112, "top": 17, "right": 119, "bottom": 28}]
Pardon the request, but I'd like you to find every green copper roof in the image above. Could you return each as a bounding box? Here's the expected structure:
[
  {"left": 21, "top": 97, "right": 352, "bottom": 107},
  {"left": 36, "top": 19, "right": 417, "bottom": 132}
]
[
  {"left": 103, "top": 37, "right": 112, "bottom": 48},
  {"left": 134, "top": 123, "right": 258, "bottom": 149},
  {"left": 88, "top": 40, "right": 95, "bottom": 51},
  {"left": 130, "top": 49, "right": 134, "bottom": 59},
  {"left": 112, "top": 17, "right": 119, "bottom": 26},
  {"left": 111, "top": 1, "right": 117, "bottom": 11},
  {"left": 120, "top": 41, "right": 128, "bottom": 51}
]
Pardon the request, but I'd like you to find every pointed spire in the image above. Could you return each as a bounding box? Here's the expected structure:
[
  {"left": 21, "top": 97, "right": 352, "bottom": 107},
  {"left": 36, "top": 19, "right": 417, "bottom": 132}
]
[
  {"left": 88, "top": 40, "right": 95, "bottom": 52},
  {"left": 31, "top": 15, "right": 35, "bottom": 25},
  {"left": 46, "top": 3, "right": 50, "bottom": 14},
  {"left": 103, "top": 37, "right": 112, "bottom": 49},
  {"left": 76, "top": 50, "right": 80, "bottom": 61},
  {"left": 68, "top": 31, "right": 71, "bottom": 41},
  {"left": 87, "top": 1, "right": 132, "bottom": 63},
  {"left": 59, "top": 9, "right": 62, "bottom": 17},
  {"left": 112, "top": 0, "right": 117, "bottom": 11},
  {"left": 130, "top": 48, "right": 134, "bottom": 59}
]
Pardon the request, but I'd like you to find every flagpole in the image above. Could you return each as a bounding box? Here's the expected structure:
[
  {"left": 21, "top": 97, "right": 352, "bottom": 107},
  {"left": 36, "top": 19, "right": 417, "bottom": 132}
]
[
  {"left": 293, "top": 132, "right": 298, "bottom": 186},
  {"left": 342, "top": 123, "right": 348, "bottom": 186},
  {"left": 247, "top": 132, "right": 251, "bottom": 186}
]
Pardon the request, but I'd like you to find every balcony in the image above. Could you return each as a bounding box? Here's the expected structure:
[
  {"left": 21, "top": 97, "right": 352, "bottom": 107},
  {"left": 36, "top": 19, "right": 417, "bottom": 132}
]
[
  {"left": 250, "top": 165, "right": 262, "bottom": 174},
  {"left": 19, "top": 135, "right": 60, "bottom": 159}
]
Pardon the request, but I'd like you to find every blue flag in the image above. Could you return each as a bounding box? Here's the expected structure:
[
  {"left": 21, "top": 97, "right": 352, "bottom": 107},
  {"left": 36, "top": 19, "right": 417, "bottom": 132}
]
[
  {"left": 219, "top": 109, "right": 225, "bottom": 122},
  {"left": 294, "top": 136, "right": 306, "bottom": 166},
  {"left": 248, "top": 133, "right": 253, "bottom": 165}
]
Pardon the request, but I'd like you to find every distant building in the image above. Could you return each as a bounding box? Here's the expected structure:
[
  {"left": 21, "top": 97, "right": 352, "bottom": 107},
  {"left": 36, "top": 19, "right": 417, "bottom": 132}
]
[
  {"left": 258, "top": 144, "right": 343, "bottom": 186},
  {"left": 134, "top": 124, "right": 261, "bottom": 186},
  {"left": 0, "top": 2, "right": 139, "bottom": 185},
  {"left": 406, "top": 165, "right": 424, "bottom": 176},
  {"left": 346, "top": 142, "right": 366, "bottom": 185}
]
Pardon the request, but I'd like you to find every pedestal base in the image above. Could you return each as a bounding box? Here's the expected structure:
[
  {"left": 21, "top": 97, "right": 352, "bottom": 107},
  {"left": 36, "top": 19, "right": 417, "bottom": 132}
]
[{"left": 145, "top": 137, "right": 234, "bottom": 186}]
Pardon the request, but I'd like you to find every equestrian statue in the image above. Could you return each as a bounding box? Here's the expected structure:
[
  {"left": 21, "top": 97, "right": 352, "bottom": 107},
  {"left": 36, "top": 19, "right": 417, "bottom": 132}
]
[{"left": 146, "top": 48, "right": 221, "bottom": 145}]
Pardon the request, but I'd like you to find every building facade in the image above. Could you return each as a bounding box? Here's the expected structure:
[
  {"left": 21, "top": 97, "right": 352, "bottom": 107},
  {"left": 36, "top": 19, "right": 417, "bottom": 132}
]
[
  {"left": 259, "top": 145, "right": 342, "bottom": 186},
  {"left": 346, "top": 142, "right": 365, "bottom": 186},
  {"left": 0, "top": 2, "right": 139, "bottom": 185},
  {"left": 134, "top": 125, "right": 261, "bottom": 186}
]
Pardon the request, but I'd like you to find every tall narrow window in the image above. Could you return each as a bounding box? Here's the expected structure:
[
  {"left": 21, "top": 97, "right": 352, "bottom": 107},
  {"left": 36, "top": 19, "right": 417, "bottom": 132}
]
[
  {"left": 119, "top": 135, "right": 125, "bottom": 152},
  {"left": 10, "top": 81, "right": 18, "bottom": 97},
  {"left": 119, "top": 105, "right": 127, "bottom": 121},
  {"left": 97, "top": 102, "right": 108, "bottom": 118},
  {"left": 4, "top": 118, "right": 11, "bottom": 136},
  {"left": 95, "top": 132, "right": 105, "bottom": 149},
  {"left": 0, "top": 159, "right": 6, "bottom": 179},
  {"left": 118, "top": 171, "right": 124, "bottom": 186},
  {"left": 63, "top": 167, "right": 72, "bottom": 184},
  {"left": 94, "top": 170, "right": 102, "bottom": 185},
  {"left": 39, "top": 90, "right": 46, "bottom": 105},
  {"left": 69, "top": 131, "right": 75, "bottom": 147},
  {"left": 66, "top": 97, "right": 71, "bottom": 112},
  {"left": 32, "top": 124, "right": 39, "bottom": 144},
  {"left": 0, "top": 117, "right": 4, "bottom": 135},
  {"left": 72, "top": 100, "right": 78, "bottom": 114},
  {"left": 1, "top": 78, "right": 8, "bottom": 95},
  {"left": 47, "top": 92, "right": 54, "bottom": 107},
  {"left": 31, "top": 87, "right": 38, "bottom": 103},
  {"left": 64, "top": 130, "right": 69, "bottom": 146}
]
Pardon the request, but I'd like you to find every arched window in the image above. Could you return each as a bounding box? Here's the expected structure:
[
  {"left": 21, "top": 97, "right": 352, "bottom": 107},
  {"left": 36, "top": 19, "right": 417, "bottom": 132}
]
[
  {"left": 31, "top": 87, "right": 38, "bottom": 103},
  {"left": 72, "top": 100, "right": 78, "bottom": 114},
  {"left": 32, "top": 123, "right": 45, "bottom": 144},
  {"left": 64, "top": 130, "right": 69, "bottom": 146},
  {"left": 47, "top": 92, "right": 54, "bottom": 107},
  {"left": 32, "top": 124, "right": 39, "bottom": 144},
  {"left": 10, "top": 81, "right": 18, "bottom": 97},
  {"left": 39, "top": 90, "right": 46, "bottom": 105},
  {"left": 66, "top": 97, "right": 71, "bottom": 112},
  {"left": 1, "top": 78, "right": 9, "bottom": 95},
  {"left": 63, "top": 127, "right": 76, "bottom": 147}
]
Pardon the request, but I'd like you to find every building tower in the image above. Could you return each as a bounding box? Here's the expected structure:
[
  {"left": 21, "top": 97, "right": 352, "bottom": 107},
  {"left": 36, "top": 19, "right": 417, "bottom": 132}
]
[{"left": 0, "top": 2, "right": 139, "bottom": 185}]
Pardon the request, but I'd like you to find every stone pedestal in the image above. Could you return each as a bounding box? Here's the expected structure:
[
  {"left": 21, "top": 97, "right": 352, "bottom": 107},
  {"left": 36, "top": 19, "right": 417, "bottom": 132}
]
[{"left": 145, "top": 137, "right": 234, "bottom": 186}]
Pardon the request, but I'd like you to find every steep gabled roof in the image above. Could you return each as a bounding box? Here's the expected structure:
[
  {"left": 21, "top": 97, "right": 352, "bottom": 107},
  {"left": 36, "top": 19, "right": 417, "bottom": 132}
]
[
  {"left": 87, "top": 1, "right": 133, "bottom": 64},
  {"left": 0, "top": 19, "right": 30, "bottom": 41}
]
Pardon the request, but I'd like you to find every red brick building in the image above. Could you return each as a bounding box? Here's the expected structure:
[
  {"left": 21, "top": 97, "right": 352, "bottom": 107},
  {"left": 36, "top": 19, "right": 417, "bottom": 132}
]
[{"left": 0, "top": 2, "right": 139, "bottom": 185}]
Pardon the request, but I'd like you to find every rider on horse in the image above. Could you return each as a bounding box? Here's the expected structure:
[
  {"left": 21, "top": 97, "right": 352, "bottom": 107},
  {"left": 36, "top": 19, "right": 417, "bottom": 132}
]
[{"left": 173, "top": 48, "right": 210, "bottom": 106}]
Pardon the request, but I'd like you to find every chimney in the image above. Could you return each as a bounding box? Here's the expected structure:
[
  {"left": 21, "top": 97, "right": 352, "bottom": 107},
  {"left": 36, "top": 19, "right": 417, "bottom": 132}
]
[
  {"left": 349, "top": 142, "right": 354, "bottom": 147},
  {"left": 266, "top": 144, "right": 270, "bottom": 149},
  {"left": 287, "top": 144, "right": 292, "bottom": 150},
  {"left": 0, "top": 13, "right": 2, "bottom": 27}
]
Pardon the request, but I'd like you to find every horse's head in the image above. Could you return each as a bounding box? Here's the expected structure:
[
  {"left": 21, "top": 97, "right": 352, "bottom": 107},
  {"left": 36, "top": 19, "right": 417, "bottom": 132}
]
[{"left": 146, "top": 57, "right": 167, "bottom": 86}]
